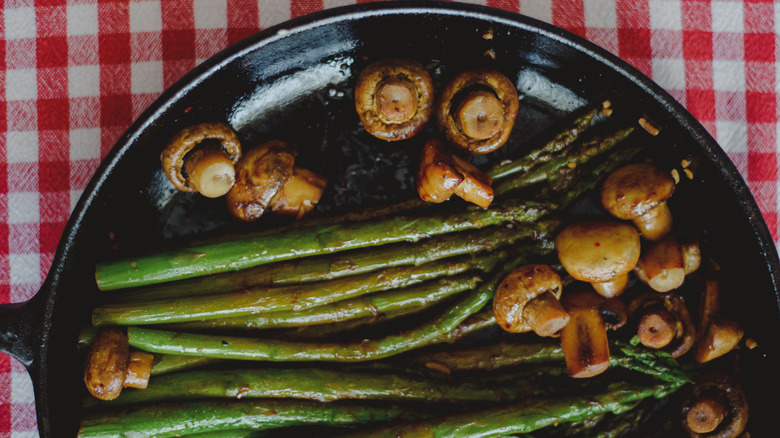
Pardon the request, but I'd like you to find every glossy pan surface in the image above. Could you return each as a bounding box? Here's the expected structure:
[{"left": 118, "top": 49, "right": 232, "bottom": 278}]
[{"left": 1, "top": 2, "right": 779, "bottom": 436}]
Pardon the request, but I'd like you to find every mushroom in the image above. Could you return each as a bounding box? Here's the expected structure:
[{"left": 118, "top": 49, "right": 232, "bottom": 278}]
[
  {"left": 600, "top": 162, "right": 676, "bottom": 241},
  {"left": 629, "top": 291, "right": 696, "bottom": 357},
  {"left": 634, "top": 232, "right": 701, "bottom": 293},
  {"left": 160, "top": 122, "right": 242, "bottom": 198},
  {"left": 83, "top": 328, "right": 154, "bottom": 400},
  {"left": 493, "top": 264, "right": 570, "bottom": 337},
  {"left": 694, "top": 277, "right": 744, "bottom": 363},
  {"left": 226, "top": 140, "right": 326, "bottom": 222},
  {"left": 555, "top": 220, "right": 641, "bottom": 298},
  {"left": 559, "top": 288, "right": 614, "bottom": 378},
  {"left": 354, "top": 58, "right": 434, "bottom": 141},
  {"left": 417, "top": 137, "right": 494, "bottom": 208},
  {"left": 436, "top": 68, "right": 519, "bottom": 154},
  {"left": 681, "top": 372, "right": 749, "bottom": 438}
]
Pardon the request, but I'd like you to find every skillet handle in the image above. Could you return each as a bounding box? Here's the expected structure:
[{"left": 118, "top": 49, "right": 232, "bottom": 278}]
[{"left": 0, "top": 293, "right": 44, "bottom": 368}]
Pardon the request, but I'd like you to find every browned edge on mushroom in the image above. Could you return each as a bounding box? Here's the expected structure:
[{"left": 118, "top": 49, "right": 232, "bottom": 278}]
[
  {"left": 600, "top": 161, "right": 676, "bottom": 241},
  {"left": 629, "top": 291, "right": 696, "bottom": 358},
  {"left": 493, "top": 264, "right": 569, "bottom": 337},
  {"left": 694, "top": 277, "right": 744, "bottom": 363},
  {"left": 226, "top": 140, "right": 327, "bottom": 222},
  {"left": 555, "top": 220, "right": 641, "bottom": 298},
  {"left": 634, "top": 232, "right": 702, "bottom": 293},
  {"left": 559, "top": 288, "right": 617, "bottom": 378},
  {"left": 436, "top": 68, "right": 519, "bottom": 154},
  {"left": 354, "top": 58, "right": 434, "bottom": 141},
  {"left": 160, "top": 121, "right": 242, "bottom": 198},
  {"left": 417, "top": 137, "right": 494, "bottom": 208},
  {"left": 681, "top": 372, "right": 749, "bottom": 438},
  {"left": 83, "top": 327, "right": 154, "bottom": 400}
]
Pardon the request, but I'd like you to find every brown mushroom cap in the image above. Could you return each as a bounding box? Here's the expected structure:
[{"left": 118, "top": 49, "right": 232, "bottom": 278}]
[
  {"left": 600, "top": 162, "right": 675, "bottom": 221},
  {"left": 161, "top": 122, "right": 241, "bottom": 192},
  {"left": 436, "top": 68, "right": 519, "bottom": 154},
  {"left": 226, "top": 140, "right": 296, "bottom": 222},
  {"left": 629, "top": 291, "right": 696, "bottom": 358},
  {"left": 681, "top": 372, "right": 749, "bottom": 438},
  {"left": 355, "top": 58, "right": 434, "bottom": 141},
  {"left": 83, "top": 328, "right": 129, "bottom": 401},
  {"left": 493, "top": 264, "right": 569, "bottom": 336},
  {"left": 555, "top": 220, "right": 641, "bottom": 284}
]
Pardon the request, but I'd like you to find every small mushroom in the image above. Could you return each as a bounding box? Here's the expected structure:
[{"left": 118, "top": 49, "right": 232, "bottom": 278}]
[
  {"left": 161, "top": 122, "right": 242, "bottom": 198},
  {"left": 436, "top": 69, "right": 519, "bottom": 154},
  {"left": 417, "top": 137, "right": 494, "bottom": 208},
  {"left": 559, "top": 288, "right": 612, "bottom": 378},
  {"left": 634, "top": 232, "right": 701, "bottom": 293},
  {"left": 694, "top": 277, "right": 744, "bottom": 363},
  {"left": 681, "top": 372, "right": 749, "bottom": 438},
  {"left": 493, "top": 264, "right": 570, "bottom": 337},
  {"left": 354, "top": 58, "right": 434, "bottom": 141},
  {"left": 629, "top": 291, "right": 696, "bottom": 358},
  {"left": 600, "top": 162, "right": 676, "bottom": 241},
  {"left": 555, "top": 220, "right": 641, "bottom": 298},
  {"left": 83, "top": 328, "right": 154, "bottom": 400}
]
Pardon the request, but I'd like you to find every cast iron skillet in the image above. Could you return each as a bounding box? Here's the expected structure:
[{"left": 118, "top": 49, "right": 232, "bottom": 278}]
[{"left": 1, "top": 2, "right": 779, "bottom": 436}]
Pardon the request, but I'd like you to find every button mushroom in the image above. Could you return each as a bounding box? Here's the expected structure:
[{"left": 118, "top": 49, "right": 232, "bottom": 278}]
[
  {"left": 83, "top": 327, "right": 154, "bottom": 400},
  {"left": 226, "top": 140, "right": 326, "bottom": 222},
  {"left": 417, "top": 137, "right": 494, "bottom": 208},
  {"left": 634, "top": 232, "right": 701, "bottom": 293},
  {"left": 436, "top": 68, "right": 519, "bottom": 154},
  {"left": 493, "top": 264, "right": 570, "bottom": 337},
  {"left": 555, "top": 220, "right": 641, "bottom": 298},
  {"left": 681, "top": 372, "right": 748, "bottom": 438},
  {"left": 600, "top": 162, "right": 676, "bottom": 241},
  {"left": 694, "top": 277, "right": 744, "bottom": 363},
  {"left": 559, "top": 288, "right": 613, "bottom": 378},
  {"left": 354, "top": 58, "right": 434, "bottom": 141},
  {"left": 629, "top": 291, "right": 696, "bottom": 358},
  {"left": 160, "top": 122, "right": 242, "bottom": 198}
]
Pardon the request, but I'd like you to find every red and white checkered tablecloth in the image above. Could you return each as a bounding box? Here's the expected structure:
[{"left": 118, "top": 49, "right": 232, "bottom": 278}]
[{"left": 1, "top": 0, "right": 777, "bottom": 436}]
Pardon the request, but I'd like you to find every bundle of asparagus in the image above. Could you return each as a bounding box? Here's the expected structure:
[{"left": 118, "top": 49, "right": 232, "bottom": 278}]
[{"left": 78, "top": 103, "right": 689, "bottom": 437}]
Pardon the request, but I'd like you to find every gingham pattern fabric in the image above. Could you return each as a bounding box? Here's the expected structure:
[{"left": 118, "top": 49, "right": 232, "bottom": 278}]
[{"left": 0, "top": 0, "right": 776, "bottom": 436}]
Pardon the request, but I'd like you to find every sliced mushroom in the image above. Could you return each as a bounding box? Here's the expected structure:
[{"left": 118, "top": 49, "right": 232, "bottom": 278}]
[
  {"left": 681, "top": 372, "right": 749, "bottom": 438},
  {"left": 161, "top": 122, "right": 242, "bottom": 198},
  {"left": 634, "top": 232, "right": 701, "bottom": 293},
  {"left": 355, "top": 58, "right": 434, "bottom": 141},
  {"left": 559, "top": 288, "right": 611, "bottom": 378},
  {"left": 555, "top": 220, "right": 641, "bottom": 298},
  {"left": 83, "top": 328, "right": 154, "bottom": 400},
  {"left": 436, "top": 69, "right": 519, "bottom": 154},
  {"left": 493, "top": 264, "right": 569, "bottom": 336},
  {"left": 694, "top": 277, "right": 744, "bottom": 363},
  {"left": 600, "top": 162, "right": 676, "bottom": 241},
  {"left": 629, "top": 291, "right": 696, "bottom": 358},
  {"left": 417, "top": 137, "right": 494, "bottom": 208}
]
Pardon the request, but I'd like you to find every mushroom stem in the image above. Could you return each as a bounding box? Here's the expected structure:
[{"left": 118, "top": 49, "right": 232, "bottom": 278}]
[
  {"left": 560, "top": 289, "right": 610, "bottom": 378},
  {"left": 417, "top": 138, "right": 494, "bottom": 208},
  {"left": 523, "top": 291, "right": 570, "bottom": 337},
  {"left": 634, "top": 232, "right": 701, "bottom": 293},
  {"left": 633, "top": 201, "right": 673, "bottom": 241},
  {"left": 694, "top": 278, "right": 744, "bottom": 363},
  {"left": 637, "top": 308, "right": 676, "bottom": 349},
  {"left": 454, "top": 90, "right": 504, "bottom": 140},
  {"left": 184, "top": 143, "right": 237, "bottom": 198},
  {"left": 591, "top": 274, "right": 629, "bottom": 299},
  {"left": 124, "top": 351, "right": 155, "bottom": 389},
  {"left": 271, "top": 166, "right": 327, "bottom": 220},
  {"left": 685, "top": 395, "right": 729, "bottom": 434},
  {"left": 375, "top": 77, "right": 419, "bottom": 123}
]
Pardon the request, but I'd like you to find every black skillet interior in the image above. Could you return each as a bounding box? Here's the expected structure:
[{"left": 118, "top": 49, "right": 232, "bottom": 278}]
[{"left": 9, "top": 2, "right": 780, "bottom": 436}]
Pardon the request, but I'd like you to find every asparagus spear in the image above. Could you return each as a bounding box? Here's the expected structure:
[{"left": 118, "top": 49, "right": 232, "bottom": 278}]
[
  {"left": 107, "top": 222, "right": 551, "bottom": 302},
  {"left": 163, "top": 273, "right": 482, "bottom": 330},
  {"left": 77, "top": 398, "right": 420, "bottom": 438},
  {"left": 335, "top": 381, "right": 682, "bottom": 438},
  {"left": 96, "top": 197, "right": 552, "bottom": 290},
  {"left": 93, "top": 250, "right": 504, "bottom": 326}
]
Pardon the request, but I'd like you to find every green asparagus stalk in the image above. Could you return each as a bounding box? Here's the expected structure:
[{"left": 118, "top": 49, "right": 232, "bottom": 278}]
[
  {"left": 96, "top": 197, "right": 552, "bottom": 291},
  {"left": 164, "top": 273, "right": 482, "bottom": 330},
  {"left": 335, "top": 381, "right": 682, "bottom": 438},
  {"left": 107, "top": 222, "right": 552, "bottom": 302},
  {"left": 93, "top": 250, "right": 505, "bottom": 326},
  {"left": 77, "top": 399, "right": 421, "bottom": 438},
  {"left": 125, "top": 252, "right": 536, "bottom": 362}
]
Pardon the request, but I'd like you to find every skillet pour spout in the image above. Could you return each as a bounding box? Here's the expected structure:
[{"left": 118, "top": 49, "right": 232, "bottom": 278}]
[{"left": 1, "top": 2, "right": 780, "bottom": 437}]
